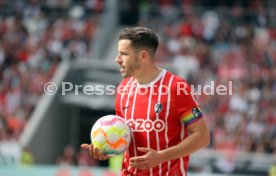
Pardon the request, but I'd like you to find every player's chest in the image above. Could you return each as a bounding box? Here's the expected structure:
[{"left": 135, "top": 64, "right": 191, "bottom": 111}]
[{"left": 121, "top": 90, "right": 173, "bottom": 121}]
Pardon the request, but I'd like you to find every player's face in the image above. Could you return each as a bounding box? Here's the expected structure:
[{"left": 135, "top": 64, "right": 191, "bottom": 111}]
[{"left": 116, "top": 39, "right": 141, "bottom": 78}]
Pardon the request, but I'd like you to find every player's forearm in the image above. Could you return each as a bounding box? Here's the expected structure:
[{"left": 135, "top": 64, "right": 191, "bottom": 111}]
[{"left": 159, "top": 124, "right": 210, "bottom": 162}]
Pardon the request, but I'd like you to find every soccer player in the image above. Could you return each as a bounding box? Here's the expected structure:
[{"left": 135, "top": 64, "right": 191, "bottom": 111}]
[{"left": 82, "top": 27, "right": 210, "bottom": 176}]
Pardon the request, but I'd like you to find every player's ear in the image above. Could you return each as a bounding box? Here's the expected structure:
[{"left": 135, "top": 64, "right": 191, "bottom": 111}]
[{"left": 139, "top": 50, "right": 150, "bottom": 61}]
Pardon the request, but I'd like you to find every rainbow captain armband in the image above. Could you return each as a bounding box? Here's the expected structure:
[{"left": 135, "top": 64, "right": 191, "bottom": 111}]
[{"left": 181, "top": 107, "right": 203, "bottom": 126}]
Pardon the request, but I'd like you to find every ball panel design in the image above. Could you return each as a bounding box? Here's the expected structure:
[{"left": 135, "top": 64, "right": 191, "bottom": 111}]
[{"left": 90, "top": 115, "right": 131, "bottom": 155}]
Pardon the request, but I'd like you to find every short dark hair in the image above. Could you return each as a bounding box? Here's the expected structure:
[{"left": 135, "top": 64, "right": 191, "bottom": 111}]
[{"left": 119, "top": 27, "right": 159, "bottom": 55}]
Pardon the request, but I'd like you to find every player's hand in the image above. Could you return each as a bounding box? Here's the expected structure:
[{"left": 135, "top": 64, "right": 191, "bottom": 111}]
[
  {"left": 129, "top": 147, "right": 164, "bottom": 170},
  {"left": 81, "top": 144, "right": 109, "bottom": 160}
]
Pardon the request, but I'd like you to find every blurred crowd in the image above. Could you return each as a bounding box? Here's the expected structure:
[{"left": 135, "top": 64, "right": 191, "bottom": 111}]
[
  {"left": 138, "top": 0, "right": 276, "bottom": 156},
  {"left": 56, "top": 145, "right": 99, "bottom": 166},
  {"left": 0, "top": 0, "right": 103, "bottom": 165},
  {"left": 0, "top": 0, "right": 275, "bottom": 171}
]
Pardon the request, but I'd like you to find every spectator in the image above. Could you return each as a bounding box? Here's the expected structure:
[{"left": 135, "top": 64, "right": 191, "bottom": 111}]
[{"left": 56, "top": 145, "right": 76, "bottom": 166}]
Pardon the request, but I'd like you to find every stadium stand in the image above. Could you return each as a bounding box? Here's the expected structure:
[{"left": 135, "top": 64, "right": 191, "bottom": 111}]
[
  {"left": 0, "top": 0, "right": 275, "bottom": 176},
  {"left": 0, "top": 0, "right": 104, "bottom": 165}
]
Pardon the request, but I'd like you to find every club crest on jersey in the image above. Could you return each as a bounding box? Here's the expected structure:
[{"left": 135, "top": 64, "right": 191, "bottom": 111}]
[{"left": 154, "top": 101, "right": 162, "bottom": 114}]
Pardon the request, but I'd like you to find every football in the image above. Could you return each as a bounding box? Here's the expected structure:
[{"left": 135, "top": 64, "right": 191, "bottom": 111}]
[{"left": 90, "top": 115, "right": 131, "bottom": 155}]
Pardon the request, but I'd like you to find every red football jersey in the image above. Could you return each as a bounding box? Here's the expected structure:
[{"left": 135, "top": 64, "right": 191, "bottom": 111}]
[{"left": 115, "top": 69, "right": 203, "bottom": 176}]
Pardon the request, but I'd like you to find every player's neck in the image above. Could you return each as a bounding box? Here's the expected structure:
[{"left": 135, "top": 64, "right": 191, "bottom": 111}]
[{"left": 134, "top": 64, "right": 162, "bottom": 85}]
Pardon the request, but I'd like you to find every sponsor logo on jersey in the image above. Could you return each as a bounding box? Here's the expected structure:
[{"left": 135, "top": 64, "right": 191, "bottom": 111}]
[{"left": 127, "top": 119, "right": 165, "bottom": 132}]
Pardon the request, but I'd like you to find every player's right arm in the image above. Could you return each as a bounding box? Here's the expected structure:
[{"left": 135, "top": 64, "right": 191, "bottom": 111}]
[{"left": 81, "top": 144, "right": 109, "bottom": 160}]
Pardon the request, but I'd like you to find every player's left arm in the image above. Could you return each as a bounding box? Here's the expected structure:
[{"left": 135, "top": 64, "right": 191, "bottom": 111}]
[
  {"left": 129, "top": 118, "right": 210, "bottom": 170},
  {"left": 159, "top": 117, "right": 210, "bottom": 161},
  {"left": 130, "top": 79, "right": 210, "bottom": 170}
]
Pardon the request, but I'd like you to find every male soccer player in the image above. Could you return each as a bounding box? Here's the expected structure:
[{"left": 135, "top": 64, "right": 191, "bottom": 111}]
[{"left": 82, "top": 27, "right": 210, "bottom": 176}]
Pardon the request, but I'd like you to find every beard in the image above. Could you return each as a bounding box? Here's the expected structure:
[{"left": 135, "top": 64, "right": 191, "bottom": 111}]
[{"left": 122, "top": 57, "right": 141, "bottom": 78}]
